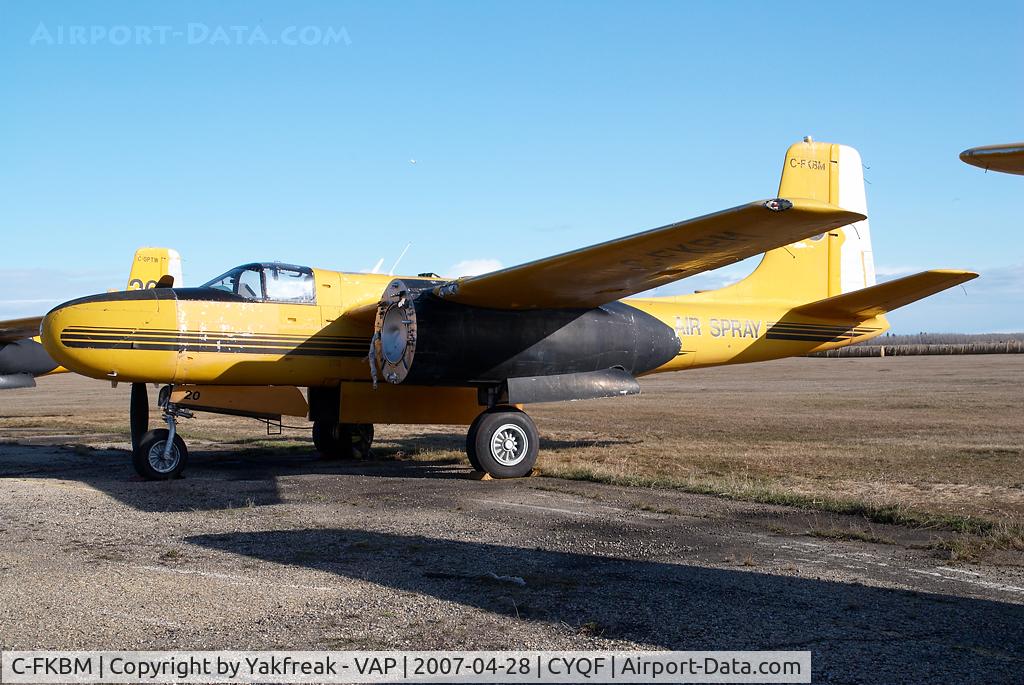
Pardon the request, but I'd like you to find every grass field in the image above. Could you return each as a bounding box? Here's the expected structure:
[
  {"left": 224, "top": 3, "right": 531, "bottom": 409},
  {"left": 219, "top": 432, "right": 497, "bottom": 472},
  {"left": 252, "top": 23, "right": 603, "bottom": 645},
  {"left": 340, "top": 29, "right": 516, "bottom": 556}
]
[{"left": 2, "top": 355, "right": 1022, "bottom": 548}]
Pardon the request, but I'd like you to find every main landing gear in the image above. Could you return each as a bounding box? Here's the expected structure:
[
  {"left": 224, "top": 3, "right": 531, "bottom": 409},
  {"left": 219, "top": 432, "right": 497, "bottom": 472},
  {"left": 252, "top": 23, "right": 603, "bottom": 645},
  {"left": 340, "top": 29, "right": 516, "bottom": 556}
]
[
  {"left": 132, "top": 386, "right": 191, "bottom": 480},
  {"left": 466, "top": 406, "right": 539, "bottom": 479},
  {"left": 311, "top": 407, "right": 539, "bottom": 479},
  {"left": 313, "top": 420, "right": 374, "bottom": 460}
]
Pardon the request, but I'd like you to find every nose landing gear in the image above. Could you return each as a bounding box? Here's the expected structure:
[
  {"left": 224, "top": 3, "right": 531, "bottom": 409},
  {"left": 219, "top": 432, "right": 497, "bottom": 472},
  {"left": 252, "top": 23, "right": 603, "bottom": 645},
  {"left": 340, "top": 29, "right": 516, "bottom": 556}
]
[{"left": 132, "top": 386, "right": 191, "bottom": 480}]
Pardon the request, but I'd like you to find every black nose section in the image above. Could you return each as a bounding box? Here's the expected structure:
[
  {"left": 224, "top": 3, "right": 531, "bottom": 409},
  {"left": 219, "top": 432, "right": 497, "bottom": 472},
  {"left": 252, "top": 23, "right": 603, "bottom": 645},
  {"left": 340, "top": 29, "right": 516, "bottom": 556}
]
[{"left": 48, "top": 287, "right": 173, "bottom": 311}]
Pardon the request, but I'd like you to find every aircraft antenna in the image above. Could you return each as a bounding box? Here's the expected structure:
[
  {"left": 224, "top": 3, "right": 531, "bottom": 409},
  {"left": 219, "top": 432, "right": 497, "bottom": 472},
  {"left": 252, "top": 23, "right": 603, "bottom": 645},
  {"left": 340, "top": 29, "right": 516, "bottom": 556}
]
[{"left": 388, "top": 242, "right": 413, "bottom": 276}]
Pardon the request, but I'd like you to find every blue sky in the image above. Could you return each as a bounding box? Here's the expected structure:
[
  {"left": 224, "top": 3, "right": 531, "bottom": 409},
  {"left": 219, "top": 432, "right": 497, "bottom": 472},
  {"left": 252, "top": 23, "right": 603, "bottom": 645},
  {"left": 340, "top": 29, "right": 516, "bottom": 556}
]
[{"left": 1, "top": 0, "right": 1021, "bottom": 332}]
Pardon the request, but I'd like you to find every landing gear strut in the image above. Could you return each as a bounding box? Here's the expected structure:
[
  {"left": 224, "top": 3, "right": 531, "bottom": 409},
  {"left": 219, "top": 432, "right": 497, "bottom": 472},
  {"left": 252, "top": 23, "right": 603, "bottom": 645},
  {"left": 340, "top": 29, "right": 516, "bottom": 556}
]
[
  {"left": 132, "top": 386, "right": 191, "bottom": 480},
  {"left": 467, "top": 406, "right": 539, "bottom": 478},
  {"left": 313, "top": 420, "right": 374, "bottom": 460}
]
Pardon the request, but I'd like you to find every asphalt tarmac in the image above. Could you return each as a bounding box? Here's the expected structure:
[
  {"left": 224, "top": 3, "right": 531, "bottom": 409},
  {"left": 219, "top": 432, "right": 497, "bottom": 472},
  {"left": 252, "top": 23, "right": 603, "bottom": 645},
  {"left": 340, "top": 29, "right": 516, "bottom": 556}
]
[{"left": 1, "top": 436, "right": 1021, "bottom": 684}]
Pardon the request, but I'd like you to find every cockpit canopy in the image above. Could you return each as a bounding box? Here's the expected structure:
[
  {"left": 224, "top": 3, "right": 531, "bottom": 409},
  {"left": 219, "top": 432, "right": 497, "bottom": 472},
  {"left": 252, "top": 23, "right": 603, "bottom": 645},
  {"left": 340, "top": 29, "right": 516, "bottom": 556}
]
[{"left": 201, "top": 263, "right": 315, "bottom": 303}]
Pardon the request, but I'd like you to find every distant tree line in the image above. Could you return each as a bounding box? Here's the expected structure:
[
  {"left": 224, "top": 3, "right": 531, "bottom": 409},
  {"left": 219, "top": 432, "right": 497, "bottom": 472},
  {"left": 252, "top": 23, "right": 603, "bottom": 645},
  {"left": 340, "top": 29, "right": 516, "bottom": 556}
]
[
  {"left": 854, "top": 332, "right": 1024, "bottom": 345},
  {"left": 813, "top": 332, "right": 1024, "bottom": 357}
]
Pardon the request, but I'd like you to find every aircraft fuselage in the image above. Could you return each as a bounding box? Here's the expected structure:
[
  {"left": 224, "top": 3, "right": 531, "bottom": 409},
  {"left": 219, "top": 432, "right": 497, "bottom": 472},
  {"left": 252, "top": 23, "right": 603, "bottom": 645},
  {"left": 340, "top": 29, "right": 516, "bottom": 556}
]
[{"left": 40, "top": 266, "right": 885, "bottom": 389}]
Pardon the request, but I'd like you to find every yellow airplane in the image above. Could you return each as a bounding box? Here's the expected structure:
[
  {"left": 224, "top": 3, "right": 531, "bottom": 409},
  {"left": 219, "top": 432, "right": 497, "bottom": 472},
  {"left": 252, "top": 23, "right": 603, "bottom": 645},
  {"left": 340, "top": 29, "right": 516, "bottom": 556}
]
[
  {"left": 960, "top": 143, "right": 1024, "bottom": 175},
  {"left": 38, "top": 139, "right": 977, "bottom": 481}
]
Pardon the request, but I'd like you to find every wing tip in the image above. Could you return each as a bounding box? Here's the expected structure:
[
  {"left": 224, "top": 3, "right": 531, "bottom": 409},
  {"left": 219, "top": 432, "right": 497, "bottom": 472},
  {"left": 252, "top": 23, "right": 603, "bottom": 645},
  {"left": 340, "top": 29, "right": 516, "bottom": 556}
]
[
  {"left": 926, "top": 268, "right": 979, "bottom": 279},
  {"left": 777, "top": 197, "right": 867, "bottom": 224}
]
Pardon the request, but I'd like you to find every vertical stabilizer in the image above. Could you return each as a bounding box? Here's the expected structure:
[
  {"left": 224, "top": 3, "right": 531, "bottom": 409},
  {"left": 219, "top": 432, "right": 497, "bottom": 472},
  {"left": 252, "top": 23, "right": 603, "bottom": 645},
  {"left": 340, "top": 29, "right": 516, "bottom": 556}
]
[
  {"left": 126, "top": 247, "right": 183, "bottom": 290},
  {"left": 708, "top": 139, "right": 875, "bottom": 304}
]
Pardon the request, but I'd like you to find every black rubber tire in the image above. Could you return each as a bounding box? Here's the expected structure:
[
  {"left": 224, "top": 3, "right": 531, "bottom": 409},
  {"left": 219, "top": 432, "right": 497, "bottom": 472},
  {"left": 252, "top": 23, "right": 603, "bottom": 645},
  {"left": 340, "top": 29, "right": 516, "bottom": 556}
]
[
  {"left": 312, "top": 419, "right": 344, "bottom": 457},
  {"left": 129, "top": 382, "right": 149, "bottom": 452},
  {"left": 132, "top": 428, "right": 188, "bottom": 480},
  {"left": 472, "top": 408, "right": 538, "bottom": 479},
  {"left": 313, "top": 421, "right": 373, "bottom": 460},
  {"left": 466, "top": 406, "right": 523, "bottom": 471},
  {"left": 346, "top": 423, "right": 374, "bottom": 460},
  {"left": 465, "top": 413, "right": 485, "bottom": 471}
]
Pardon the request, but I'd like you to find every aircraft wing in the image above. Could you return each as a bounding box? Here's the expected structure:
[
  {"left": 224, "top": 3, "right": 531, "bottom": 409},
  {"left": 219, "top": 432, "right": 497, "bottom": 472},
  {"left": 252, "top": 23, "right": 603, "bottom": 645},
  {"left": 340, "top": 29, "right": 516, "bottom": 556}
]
[
  {"left": 0, "top": 316, "right": 43, "bottom": 343},
  {"left": 960, "top": 143, "right": 1024, "bottom": 176},
  {"left": 793, "top": 270, "right": 979, "bottom": 318},
  {"left": 434, "top": 199, "right": 865, "bottom": 309}
]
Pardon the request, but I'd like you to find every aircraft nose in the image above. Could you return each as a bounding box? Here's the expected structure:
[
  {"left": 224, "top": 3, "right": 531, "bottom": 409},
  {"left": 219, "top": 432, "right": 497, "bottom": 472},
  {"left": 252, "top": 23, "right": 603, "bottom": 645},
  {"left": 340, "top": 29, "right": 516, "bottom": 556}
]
[{"left": 41, "top": 289, "right": 179, "bottom": 382}]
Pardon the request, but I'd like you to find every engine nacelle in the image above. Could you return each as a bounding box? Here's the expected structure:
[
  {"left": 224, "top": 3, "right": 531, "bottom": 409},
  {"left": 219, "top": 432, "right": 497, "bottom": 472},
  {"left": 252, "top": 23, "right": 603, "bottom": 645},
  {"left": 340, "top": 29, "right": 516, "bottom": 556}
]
[
  {"left": 371, "top": 279, "right": 680, "bottom": 387},
  {"left": 0, "top": 338, "right": 58, "bottom": 377}
]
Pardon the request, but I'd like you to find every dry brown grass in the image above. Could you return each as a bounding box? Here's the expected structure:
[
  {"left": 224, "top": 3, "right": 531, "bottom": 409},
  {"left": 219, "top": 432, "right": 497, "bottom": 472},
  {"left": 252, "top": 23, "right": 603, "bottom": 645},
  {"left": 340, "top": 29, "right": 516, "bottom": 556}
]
[
  {"left": 528, "top": 356, "right": 1024, "bottom": 530},
  {"left": 2, "top": 356, "right": 1022, "bottom": 541}
]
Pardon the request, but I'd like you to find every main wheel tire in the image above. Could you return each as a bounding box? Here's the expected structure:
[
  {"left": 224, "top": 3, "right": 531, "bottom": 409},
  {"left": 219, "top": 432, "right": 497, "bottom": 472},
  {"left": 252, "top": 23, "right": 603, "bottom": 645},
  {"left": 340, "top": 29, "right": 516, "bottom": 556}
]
[
  {"left": 313, "top": 420, "right": 374, "bottom": 460},
  {"left": 346, "top": 423, "right": 374, "bottom": 460},
  {"left": 132, "top": 428, "right": 188, "bottom": 480},
  {"left": 312, "top": 419, "right": 344, "bottom": 458},
  {"left": 465, "top": 413, "right": 485, "bottom": 471},
  {"left": 472, "top": 408, "right": 539, "bottom": 479}
]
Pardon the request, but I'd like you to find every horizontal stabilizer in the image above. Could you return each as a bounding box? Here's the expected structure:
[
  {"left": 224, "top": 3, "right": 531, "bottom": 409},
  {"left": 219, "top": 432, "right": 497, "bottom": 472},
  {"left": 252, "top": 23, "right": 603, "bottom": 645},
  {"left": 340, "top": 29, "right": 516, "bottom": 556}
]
[
  {"left": 438, "top": 199, "right": 864, "bottom": 309},
  {"left": 792, "top": 270, "right": 978, "bottom": 318}
]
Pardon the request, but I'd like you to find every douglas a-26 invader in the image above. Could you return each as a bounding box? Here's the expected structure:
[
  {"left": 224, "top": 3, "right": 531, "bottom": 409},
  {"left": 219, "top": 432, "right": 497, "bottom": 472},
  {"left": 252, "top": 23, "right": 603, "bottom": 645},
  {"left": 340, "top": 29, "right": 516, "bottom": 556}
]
[{"left": 38, "top": 139, "right": 977, "bottom": 480}]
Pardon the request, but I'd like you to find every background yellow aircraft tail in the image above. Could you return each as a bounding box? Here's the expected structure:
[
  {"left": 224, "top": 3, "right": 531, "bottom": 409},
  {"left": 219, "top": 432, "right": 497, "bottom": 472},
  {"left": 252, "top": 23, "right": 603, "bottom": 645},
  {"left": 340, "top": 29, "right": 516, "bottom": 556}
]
[
  {"left": 125, "top": 247, "right": 183, "bottom": 290},
  {"left": 708, "top": 138, "right": 876, "bottom": 305}
]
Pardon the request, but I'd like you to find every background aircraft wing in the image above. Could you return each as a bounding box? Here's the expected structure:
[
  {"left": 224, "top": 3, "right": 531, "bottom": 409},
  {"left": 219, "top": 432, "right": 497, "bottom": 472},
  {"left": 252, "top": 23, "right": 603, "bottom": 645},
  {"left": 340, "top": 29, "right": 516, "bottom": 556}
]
[
  {"left": 0, "top": 316, "right": 43, "bottom": 343},
  {"left": 435, "top": 199, "right": 864, "bottom": 309},
  {"left": 792, "top": 270, "right": 979, "bottom": 318},
  {"left": 959, "top": 143, "right": 1024, "bottom": 176}
]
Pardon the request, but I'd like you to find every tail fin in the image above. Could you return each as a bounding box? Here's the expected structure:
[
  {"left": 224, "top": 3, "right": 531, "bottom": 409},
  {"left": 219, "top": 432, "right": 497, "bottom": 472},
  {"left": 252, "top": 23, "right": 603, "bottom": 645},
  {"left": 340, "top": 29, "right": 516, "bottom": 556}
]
[
  {"left": 712, "top": 139, "right": 875, "bottom": 303},
  {"left": 125, "top": 247, "right": 183, "bottom": 290}
]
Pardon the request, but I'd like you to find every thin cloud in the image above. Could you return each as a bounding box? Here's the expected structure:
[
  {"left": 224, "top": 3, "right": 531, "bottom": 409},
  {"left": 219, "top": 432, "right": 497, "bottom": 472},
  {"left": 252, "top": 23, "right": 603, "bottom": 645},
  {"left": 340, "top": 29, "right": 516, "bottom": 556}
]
[
  {"left": 447, "top": 259, "right": 503, "bottom": 278},
  {"left": 874, "top": 265, "right": 921, "bottom": 277}
]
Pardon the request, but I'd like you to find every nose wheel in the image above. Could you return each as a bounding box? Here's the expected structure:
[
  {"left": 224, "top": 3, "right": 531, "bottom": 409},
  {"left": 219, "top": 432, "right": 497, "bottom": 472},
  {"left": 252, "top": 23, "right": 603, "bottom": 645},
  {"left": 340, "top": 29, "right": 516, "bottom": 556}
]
[
  {"left": 468, "top": 406, "right": 539, "bottom": 478},
  {"left": 132, "top": 386, "right": 191, "bottom": 480}
]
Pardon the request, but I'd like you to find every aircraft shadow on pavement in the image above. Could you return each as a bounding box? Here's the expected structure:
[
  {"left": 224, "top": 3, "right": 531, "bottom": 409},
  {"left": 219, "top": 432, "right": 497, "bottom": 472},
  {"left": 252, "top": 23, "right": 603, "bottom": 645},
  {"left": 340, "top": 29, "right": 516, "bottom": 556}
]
[
  {"left": 188, "top": 527, "right": 1024, "bottom": 683},
  {"left": 1, "top": 441, "right": 483, "bottom": 513},
  {"left": 0, "top": 430, "right": 634, "bottom": 513}
]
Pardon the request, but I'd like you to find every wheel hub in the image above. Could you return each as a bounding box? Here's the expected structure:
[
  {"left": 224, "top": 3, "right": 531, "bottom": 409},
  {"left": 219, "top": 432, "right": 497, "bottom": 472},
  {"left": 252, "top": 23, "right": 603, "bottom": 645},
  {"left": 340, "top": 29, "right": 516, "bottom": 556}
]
[
  {"left": 490, "top": 424, "right": 529, "bottom": 466},
  {"left": 147, "top": 440, "right": 179, "bottom": 473}
]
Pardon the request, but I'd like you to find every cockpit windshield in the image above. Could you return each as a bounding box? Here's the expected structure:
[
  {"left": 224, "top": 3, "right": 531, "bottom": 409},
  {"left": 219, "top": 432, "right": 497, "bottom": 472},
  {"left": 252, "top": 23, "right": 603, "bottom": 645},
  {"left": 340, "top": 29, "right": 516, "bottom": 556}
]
[{"left": 201, "top": 263, "right": 316, "bottom": 303}]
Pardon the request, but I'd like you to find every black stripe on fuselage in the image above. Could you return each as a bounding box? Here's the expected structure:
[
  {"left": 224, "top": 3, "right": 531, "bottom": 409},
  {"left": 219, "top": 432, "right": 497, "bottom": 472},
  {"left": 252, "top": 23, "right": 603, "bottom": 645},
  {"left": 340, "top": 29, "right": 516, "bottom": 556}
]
[
  {"left": 61, "top": 326, "right": 364, "bottom": 343},
  {"left": 765, "top": 333, "right": 859, "bottom": 342},
  {"left": 59, "top": 326, "right": 369, "bottom": 358},
  {"left": 59, "top": 338, "right": 367, "bottom": 358},
  {"left": 59, "top": 334, "right": 365, "bottom": 351},
  {"left": 770, "top": 325, "right": 876, "bottom": 331},
  {"left": 765, "top": 322, "right": 878, "bottom": 343},
  {"left": 768, "top": 321, "right": 876, "bottom": 329}
]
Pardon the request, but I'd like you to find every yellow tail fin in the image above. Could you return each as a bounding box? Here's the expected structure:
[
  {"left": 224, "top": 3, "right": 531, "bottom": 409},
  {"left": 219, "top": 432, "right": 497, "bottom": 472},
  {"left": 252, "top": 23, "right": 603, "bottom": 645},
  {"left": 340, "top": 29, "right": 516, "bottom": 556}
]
[
  {"left": 126, "top": 247, "right": 183, "bottom": 290},
  {"left": 708, "top": 139, "right": 875, "bottom": 304}
]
